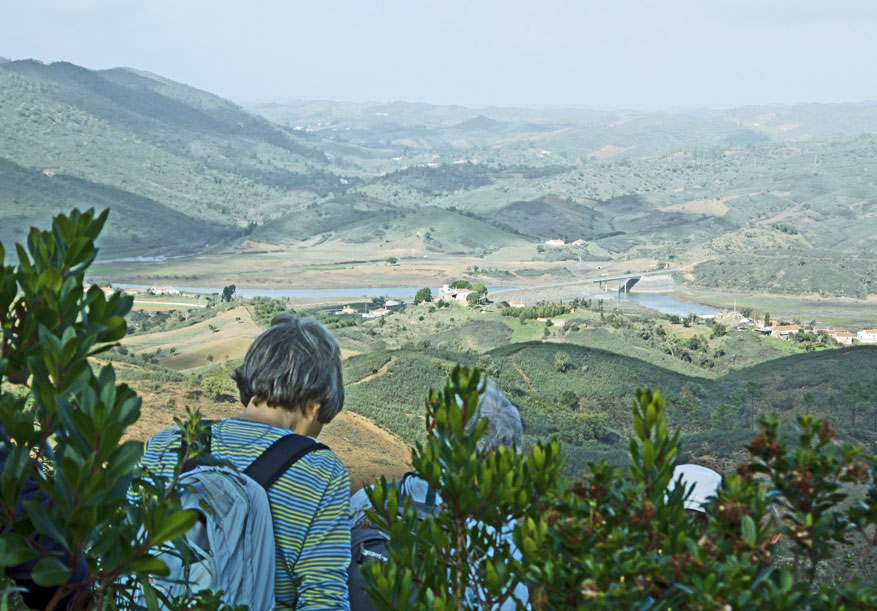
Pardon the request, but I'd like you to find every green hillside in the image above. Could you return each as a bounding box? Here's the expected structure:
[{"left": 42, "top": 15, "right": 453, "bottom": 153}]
[
  {"left": 0, "top": 60, "right": 350, "bottom": 255},
  {"left": 253, "top": 201, "right": 527, "bottom": 253},
  {"left": 345, "top": 339, "right": 877, "bottom": 474}
]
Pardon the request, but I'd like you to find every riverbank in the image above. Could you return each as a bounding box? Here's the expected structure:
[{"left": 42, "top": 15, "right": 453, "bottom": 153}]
[{"left": 671, "top": 287, "right": 877, "bottom": 329}]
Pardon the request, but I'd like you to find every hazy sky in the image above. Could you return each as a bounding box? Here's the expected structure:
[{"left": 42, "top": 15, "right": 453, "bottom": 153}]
[{"left": 2, "top": 0, "right": 876, "bottom": 110}]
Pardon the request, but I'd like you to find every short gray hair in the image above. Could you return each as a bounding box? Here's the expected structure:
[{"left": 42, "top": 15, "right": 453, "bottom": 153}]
[
  {"left": 232, "top": 313, "right": 344, "bottom": 423},
  {"left": 474, "top": 380, "right": 523, "bottom": 452}
]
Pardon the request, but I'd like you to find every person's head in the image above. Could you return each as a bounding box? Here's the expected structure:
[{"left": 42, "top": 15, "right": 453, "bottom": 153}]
[
  {"left": 669, "top": 464, "right": 722, "bottom": 530},
  {"left": 232, "top": 313, "right": 344, "bottom": 424},
  {"left": 472, "top": 380, "right": 524, "bottom": 453}
]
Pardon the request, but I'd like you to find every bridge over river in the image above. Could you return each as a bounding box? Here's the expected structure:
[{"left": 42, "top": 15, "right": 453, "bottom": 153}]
[{"left": 586, "top": 270, "right": 679, "bottom": 293}]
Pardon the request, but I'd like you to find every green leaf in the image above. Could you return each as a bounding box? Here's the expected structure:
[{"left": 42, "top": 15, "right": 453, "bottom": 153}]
[
  {"left": 484, "top": 559, "right": 501, "bottom": 594},
  {"left": 31, "top": 556, "right": 72, "bottom": 587},
  {"left": 742, "top": 514, "right": 757, "bottom": 546},
  {"left": 0, "top": 532, "right": 38, "bottom": 566},
  {"left": 22, "top": 499, "right": 69, "bottom": 549},
  {"left": 127, "top": 555, "right": 170, "bottom": 576},
  {"left": 150, "top": 509, "right": 198, "bottom": 546}
]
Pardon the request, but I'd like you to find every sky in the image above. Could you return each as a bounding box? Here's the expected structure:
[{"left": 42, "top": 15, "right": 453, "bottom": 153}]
[{"left": 1, "top": 0, "right": 876, "bottom": 110}]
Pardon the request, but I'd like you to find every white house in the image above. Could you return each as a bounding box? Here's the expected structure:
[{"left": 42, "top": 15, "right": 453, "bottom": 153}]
[
  {"left": 384, "top": 299, "right": 402, "bottom": 307},
  {"left": 340, "top": 305, "right": 357, "bottom": 315},
  {"left": 832, "top": 331, "right": 854, "bottom": 345},
  {"left": 509, "top": 301, "right": 526, "bottom": 308},
  {"left": 570, "top": 239, "right": 587, "bottom": 247},
  {"left": 857, "top": 329, "right": 877, "bottom": 343},
  {"left": 150, "top": 286, "right": 180, "bottom": 296},
  {"left": 362, "top": 308, "right": 390, "bottom": 319},
  {"left": 437, "top": 285, "right": 472, "bottom": 306},
  {"left": 545, "top": 239, "right": 565, "bottom": 247}
]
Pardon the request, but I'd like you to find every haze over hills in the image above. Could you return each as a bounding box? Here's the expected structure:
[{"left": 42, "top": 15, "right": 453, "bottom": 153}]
[{"left": 2, "top": 58, "right": 876, "bottom": 299}]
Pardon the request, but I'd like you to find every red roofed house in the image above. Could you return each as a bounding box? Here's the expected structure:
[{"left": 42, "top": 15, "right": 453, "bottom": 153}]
[{"left": 831, "top": 331, "right": 854, "bottom": 346}]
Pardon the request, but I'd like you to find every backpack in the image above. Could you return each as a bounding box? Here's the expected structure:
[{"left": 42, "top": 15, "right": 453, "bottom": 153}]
[
  {"left": 347, "top": 472, "right": 438, "bottom": 610},
  {"left": 137, "top": 424, "right": 328, "bottom": 610}
]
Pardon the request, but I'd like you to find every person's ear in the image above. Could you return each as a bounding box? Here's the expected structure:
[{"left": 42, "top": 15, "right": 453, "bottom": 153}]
[{"left": 305, "top": 402, "right": 321, "bottom": 421}]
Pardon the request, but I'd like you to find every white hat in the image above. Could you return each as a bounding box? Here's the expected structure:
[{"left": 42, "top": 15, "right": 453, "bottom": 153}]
[{"left": 669, "top": 464, "right": 722, "bottom": 513}]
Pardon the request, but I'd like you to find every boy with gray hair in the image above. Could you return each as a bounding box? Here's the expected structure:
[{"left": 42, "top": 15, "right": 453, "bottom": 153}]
[
  {"left": 139, "top": 313, "right": 351, "bottom": 609},
  {"left": 348, "top": 379, "right": 528, "bottom": 610}
]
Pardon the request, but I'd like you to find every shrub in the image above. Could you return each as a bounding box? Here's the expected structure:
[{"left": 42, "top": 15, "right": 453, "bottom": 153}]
[
  {"left": 0, "top": 210, "right": 211, "bottom": 608},
  {"left": 363, "top": 376, "right": 877, "bottom": 609}
]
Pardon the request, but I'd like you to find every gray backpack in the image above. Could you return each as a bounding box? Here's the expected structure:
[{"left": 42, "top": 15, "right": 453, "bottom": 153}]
[{"left": 139, "top": 426, "right": 327, "bottom": 610}]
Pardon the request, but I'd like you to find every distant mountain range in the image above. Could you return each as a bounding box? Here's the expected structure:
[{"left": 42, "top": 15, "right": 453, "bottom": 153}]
[
  {"left": 251, "top": 98, "right": 877, "bottom": 157},
  {"left": 1, "top": 58, "right": 875, "bottom": 299}
]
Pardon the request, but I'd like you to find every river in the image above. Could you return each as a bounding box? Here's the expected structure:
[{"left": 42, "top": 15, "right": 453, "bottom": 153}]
[
  {"left": 113, "top": 283, "right": 718, "bottom": 316},
  {"left": 603, "top": 292, "right": 720, "bottom": 316},
  {"left": 113, "top": 284, "right": 505, "bottom": 300}
]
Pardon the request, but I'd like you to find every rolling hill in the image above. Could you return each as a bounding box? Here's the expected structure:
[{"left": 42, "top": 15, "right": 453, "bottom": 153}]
[{"left": 0, "top": 59, "right": 351, "bottom": 256}]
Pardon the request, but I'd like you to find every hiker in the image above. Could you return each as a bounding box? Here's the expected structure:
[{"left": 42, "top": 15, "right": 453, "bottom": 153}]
[
  {"left": 138, "top": 314, "right": 351, "bottom": 609},
  {"left": 348, "top": 381, "right": 529, "bottom": 610},
  {"left": 669, "top": 464, "right": 723, "bottom": 530}
]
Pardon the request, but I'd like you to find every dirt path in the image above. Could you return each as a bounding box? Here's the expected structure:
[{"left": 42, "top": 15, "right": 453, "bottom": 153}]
[
  {"left": 513, "top": 362, "right": 536, "bottom": 392},
  {"left": 350, "top": 357, "right": 393, "bottom": 386}
]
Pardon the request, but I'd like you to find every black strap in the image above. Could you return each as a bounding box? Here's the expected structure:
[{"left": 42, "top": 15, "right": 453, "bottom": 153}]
[{"left": 244, "top": 434, "right": 329, "bottom": 490}]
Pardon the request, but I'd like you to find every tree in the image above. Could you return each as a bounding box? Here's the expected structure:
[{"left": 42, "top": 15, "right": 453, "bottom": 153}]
[
  {"left": 221, "top": 284, "right": 236, "bottom": 302},
  {"left": 449, "top": 280, "right": 472, "bottom": 290},
  {"left": 385, "top": 257, "right": 398, "bottom": 265},
  {"left": 471, "top": 283, "right": 487, "bottom": 296},
  {"left": 466, "top": 292, "right": 480, "bottom": 307},
  {"left": 764, "top": 311, "right": 771, "bottom": 327},
  {"left": 0, "top": 210, "right": 206, "bottom": 608},
  {"left": 414, "top": 287, "right": 432, "bottom": 305},
  {"left": 711, "top": 322, "right": 728, "bottom": 338}
]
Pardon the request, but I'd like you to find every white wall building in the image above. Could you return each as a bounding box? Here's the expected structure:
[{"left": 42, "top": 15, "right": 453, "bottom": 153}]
[{"left": 857, "top": 329, "right": 877, "bottom": 343}]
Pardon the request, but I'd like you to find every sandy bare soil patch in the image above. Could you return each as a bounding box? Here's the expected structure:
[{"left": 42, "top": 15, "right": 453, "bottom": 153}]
[
  {"left": 587, "top": 144, "right": 634, "bottom": 160},
  {"left": 123, "top": 306, "right": 262, "bottom": 369},
  {"left": 660, "top": 197, "right": 734, "bottom": 217}
]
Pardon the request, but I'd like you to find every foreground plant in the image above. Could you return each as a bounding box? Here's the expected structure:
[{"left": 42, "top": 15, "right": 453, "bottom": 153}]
[
  {"left": 363, "top": 371, "right": 876, "bottom": 610},
  {"left": 361, "top": 366, "right": 564, "bottom": 610},
  {"left": 517, "top": 390, "right": 877, "bottom": 610},
  {"left": 0, "top": 210, "right": 204, "bottom": 608}
]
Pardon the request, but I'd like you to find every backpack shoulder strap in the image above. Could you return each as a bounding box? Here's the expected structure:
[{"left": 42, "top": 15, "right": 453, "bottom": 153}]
[{"left": 244, "top": 434, "right": 330, "bottom": 490}]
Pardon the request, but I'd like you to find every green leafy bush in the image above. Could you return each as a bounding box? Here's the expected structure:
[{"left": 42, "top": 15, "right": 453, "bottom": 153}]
[
  {"left": 363, "top": 371, "right": 877, "bottom": 609},
  {"left": 0, "top": 210, "right": 212, "bottom": 608}
]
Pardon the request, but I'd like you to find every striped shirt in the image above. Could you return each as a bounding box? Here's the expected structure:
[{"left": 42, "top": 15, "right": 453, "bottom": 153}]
[{"left": 138, "top": 419, "right": 351, "bottom": 610}]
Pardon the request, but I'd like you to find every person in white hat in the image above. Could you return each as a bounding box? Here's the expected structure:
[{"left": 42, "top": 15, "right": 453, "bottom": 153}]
[{"left": 669, "top": 464, "right": 723, "bottom": 529}]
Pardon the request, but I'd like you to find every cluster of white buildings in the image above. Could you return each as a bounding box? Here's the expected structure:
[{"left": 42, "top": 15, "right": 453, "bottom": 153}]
[
  {"left": 707, "top": 310, "right": 876, "bottom": 345},
  {"left": 544, "top": 238, "right": 587, "bottom": 247}
]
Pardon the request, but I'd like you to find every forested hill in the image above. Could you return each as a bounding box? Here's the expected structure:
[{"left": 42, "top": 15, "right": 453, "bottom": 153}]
[{"left": 0, "top": 59, "right": 352, "bottom": 256}]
